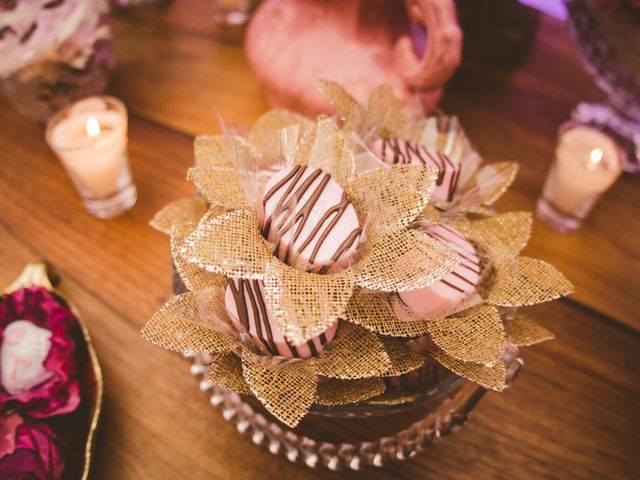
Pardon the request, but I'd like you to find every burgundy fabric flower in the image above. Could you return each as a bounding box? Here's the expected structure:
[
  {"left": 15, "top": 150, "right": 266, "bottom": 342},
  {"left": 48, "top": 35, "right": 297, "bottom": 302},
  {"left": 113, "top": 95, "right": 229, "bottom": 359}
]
[
  {"left": 0, "top": 412, "right": 65, "bottom": 480},
  {"left": 0, "top": 287, "right": 80, "bottom": 418}
]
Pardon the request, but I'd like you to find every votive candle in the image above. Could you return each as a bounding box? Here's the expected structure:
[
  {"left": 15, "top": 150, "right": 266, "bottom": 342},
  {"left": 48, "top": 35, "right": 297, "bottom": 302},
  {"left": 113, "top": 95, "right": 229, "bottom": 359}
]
[
  {"left": 537, "top": 124, "right": 625, "bottom": 233},
  {"left": 46, "top": 96, "right": 137, "bottom": 219}
]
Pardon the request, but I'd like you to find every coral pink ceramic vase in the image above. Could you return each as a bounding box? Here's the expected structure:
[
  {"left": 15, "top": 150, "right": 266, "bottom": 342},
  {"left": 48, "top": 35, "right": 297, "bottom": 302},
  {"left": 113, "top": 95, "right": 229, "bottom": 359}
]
[{"left": 245, "top": 0, "right": 462, "bottom": 118}]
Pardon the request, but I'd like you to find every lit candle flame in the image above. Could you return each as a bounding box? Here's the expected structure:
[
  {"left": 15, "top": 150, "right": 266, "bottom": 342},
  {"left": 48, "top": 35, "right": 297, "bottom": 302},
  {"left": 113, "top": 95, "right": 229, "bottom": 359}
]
[
  {"left": 86, "top": 116, "right": 101, "bottom": 139},
  {"left": 586, "top": 148, "right": 603, "bottom": 171}
]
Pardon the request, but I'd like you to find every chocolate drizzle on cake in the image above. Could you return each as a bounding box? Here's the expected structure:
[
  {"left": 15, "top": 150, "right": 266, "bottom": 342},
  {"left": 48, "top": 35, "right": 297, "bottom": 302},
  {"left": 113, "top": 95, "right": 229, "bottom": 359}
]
[
  {"left": 378, "top": 138, "right": 460, "bottom": 202},
  {"left": 261, "top": 165, "right": 362, "bottom": 270},
  {"left": 423, "top": 225, "right": 481, "bottom": 293},
  {"left": 227, "top": 278, "right": 332, "bottom": 358}
]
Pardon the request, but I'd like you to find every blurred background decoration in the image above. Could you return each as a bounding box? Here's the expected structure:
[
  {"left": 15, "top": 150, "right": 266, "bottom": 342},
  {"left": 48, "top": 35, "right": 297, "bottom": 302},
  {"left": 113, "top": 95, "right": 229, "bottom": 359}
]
[
  {"left": 0, "top": 0, "right": 115, "bottom": 122},
  {"left": 244, "top": 0, "right": 462, "bottom": 118}
]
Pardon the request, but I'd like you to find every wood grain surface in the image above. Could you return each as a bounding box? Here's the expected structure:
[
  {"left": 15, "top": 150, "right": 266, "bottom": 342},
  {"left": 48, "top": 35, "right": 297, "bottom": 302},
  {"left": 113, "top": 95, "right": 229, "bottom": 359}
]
[{"left": 0, "top": 1, "right": 638, "bottom": 478}]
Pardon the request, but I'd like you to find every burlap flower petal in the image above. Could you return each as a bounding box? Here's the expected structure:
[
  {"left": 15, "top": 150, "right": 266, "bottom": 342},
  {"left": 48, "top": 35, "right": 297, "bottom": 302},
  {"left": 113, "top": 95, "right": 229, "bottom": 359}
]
[
  {"left": 262, "top": 260, "right": 354, "bottom": 345},
  {"left": 169, "top": 206, "right": 229, "bottom": 292},
  {"left": 487, "top": 257, "right": 574, "bottom": 307},
  {"left": 427, "top": 306, "right": 505, "bottom": 366},
  {"left": 367, "top": 391, "right": 421, "bottom": 406},
  {"left": 187, "top": 167, "right": 250, "bottom": 211},
  {"left": 355, "top": 228, "right": 459, "bottom": 292},
  {"left": 453, "top": 162, "right": 519, "bottom": 212},
  {"left": 504, "top": 314, "right": 555, "bottom": 347},
  {"left": 315, "top": 377, "right": 385, "bottom": 406},
  {"left": 241, "top": 351, "right": 317, "bottom": 428},
  {"left": 207, "top": 352, "right": 251, "bottom": 395},
  {"left": 150, "top": 197, "right": 208, "bottom": 235},
  {"left": 344, "top": 289, "right": 431, "bottom": 337},
  {"left": 249, "top": 110, "right": 310, "bottom": 163},
  {"left": 366, "top": 84, "right": 407, "bottom": 139},
  {"left": 316, "top": 79, "right": 365, "bottom": 132},
  {"left": 347, "top": 165, "right": 437, "bottom": 238},
  {"left": 194, "top": 134, "right": 257, "bottom": 168},
  {"left": 141, "top": 292, "right": 239, "bottom": 354},
  {"left": 464, "top": 212, "right": 532, "bottom": 262},
  {"left": 430, "top": 350, "right": 506, "bottom": 392},
  {"left": 182, "top": 209, "right": 272, "bottom": 279},
  {"left": 381, "top": 337, "right": 426, "bottom": 376},
  {"left": 316, "top": 322, "right": 391, "bottom": 379},
  {"left": 293, "top": 116, "right": 355, "bottom": 185}
]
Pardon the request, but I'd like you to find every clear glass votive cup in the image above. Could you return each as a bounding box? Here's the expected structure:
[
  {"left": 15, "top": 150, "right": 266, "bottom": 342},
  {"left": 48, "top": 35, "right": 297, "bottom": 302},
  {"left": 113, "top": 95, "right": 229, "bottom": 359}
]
[
  {"left": 536, "top": 123, "right": 625, "bottom": 234},
  {"left": 45, "top": 96, "right": 137, "bottom": 219}
]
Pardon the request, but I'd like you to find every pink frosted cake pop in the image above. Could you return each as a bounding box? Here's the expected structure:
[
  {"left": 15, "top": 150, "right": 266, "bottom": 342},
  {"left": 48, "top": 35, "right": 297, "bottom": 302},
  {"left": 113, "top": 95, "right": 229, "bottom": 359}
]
[
  {"left": 224, "top": 278, "right": 338, "bottom": 359},
  {"left": 371, "top": 138, "right": 460, "bottom": 203},
  {"left": 399, "top": 224, "right": 481, "bottom": 317},
  {"left": 261, "top": 165, "right": 362, "bottom": 272}
]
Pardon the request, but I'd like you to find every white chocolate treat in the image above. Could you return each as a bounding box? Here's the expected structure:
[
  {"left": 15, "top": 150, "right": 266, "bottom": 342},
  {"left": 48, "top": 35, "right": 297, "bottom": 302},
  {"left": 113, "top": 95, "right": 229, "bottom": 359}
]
[
  {"left": 261, "top": 165, "right": 362, "bottom": 272},
  {"left": 1, "top": 320, "right": 53, "bottom": 395},
  {"left": 224, "top": 278, "right": 338, "bottom": 359},
  {"left": 371, "top": 138, "right": 460, "bottom": 203},
  {"left": 399, "top": 224, "right": 481, "bottom": 317}
]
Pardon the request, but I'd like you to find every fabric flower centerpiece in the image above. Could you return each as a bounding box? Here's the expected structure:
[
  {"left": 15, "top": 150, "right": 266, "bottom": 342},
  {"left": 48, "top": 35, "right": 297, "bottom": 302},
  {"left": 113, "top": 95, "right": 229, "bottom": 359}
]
[
  {"left": 0, "top": 412, "right": 65, "bottom": 480},
  {"left": 0, "top": 287, "right": 80, "bottom": 419},
  {"left": 143, "top": 92, "right": 573, "bottom": 427}
]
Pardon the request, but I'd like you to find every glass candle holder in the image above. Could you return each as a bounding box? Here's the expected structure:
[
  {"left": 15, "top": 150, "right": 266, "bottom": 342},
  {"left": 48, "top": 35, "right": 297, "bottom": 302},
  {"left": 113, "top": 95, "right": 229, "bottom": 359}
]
[
  {"left": 536, "top": 123, "right": 626, "bottom": 233},
  {"left": 45, "top": 96, "right": 137, "bottom": 219}
]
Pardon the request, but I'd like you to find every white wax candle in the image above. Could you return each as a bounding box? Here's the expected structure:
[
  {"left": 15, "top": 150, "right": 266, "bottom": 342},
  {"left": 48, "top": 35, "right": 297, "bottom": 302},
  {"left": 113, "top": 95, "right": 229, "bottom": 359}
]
[
  {"left": 46, "top": 96, "right": 128, "bottom": 198},
  {"left": 543, "top": 125, "right": 624, "bottom": 215}
]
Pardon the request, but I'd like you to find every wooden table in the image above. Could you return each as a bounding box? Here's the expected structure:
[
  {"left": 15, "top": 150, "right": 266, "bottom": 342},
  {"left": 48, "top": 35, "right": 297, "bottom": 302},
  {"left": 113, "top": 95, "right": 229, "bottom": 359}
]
[{"left": 1, "top": 2, "right": 638, "bottom": 478}]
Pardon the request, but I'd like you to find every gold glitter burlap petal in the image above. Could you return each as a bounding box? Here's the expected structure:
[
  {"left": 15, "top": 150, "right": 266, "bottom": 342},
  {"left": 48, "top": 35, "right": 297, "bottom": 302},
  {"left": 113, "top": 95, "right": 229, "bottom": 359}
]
[
  {"left": 464, "top": 212, "right": 532, "bottom": 262},
  {"left": 366, "top": 84, "right": 407, "bottom": 139},
  {"left": 182, "top": 209, "right": 272, "bottom": 279},
  {"left": 315, "top": 377, "right": 385, "bottom": 406},
  {"left": 430, "top": 350, "right": 506, "bottom": 392},
  {"left": 187, "top": 167, "right": 250, "bottom": 211},
  {"left": 344, "top": 289, "right": 431, "bottom": 337},
  {"left": 150, "top": 197, "right": 208, "bottom": 235},
  {"left": 293, "top": 116, "right": 356, "bottom": 185},
  {"left": 346, "top": 165, "right": 437, "bottom": 238},
  {"left": 504, "top": 314, "right": 555, "bottom": 346},
  {"left": 316, "top": 322, "right": 391, "bottom": 379},
  {"left": 427, "top": 306, "right": 505, "bottom": 366},
  {"left": 141, "top": 292, "right": 238, "bottom": 354},
  {"left": 171, "top": 225, "right": 228, "bottom": 292},
  {"left": 367, "top": 391, "right": 421, "bottom": 406},
  {"left": 194, "top": 135, "right": 257, "bottom": 168},
  {"left": 262, "top": 260, "right": 354, "bottom": 345},
  {"left": 316, "top": 79, "right": 365, "bottom": 132},
  {"left": 207, "top": 352, "right": 251, "bottom": 395},
  {"left": 453, "top": 162, "right": 519, "bottom": 212},
  {"left": 355, "top": 228, "right": 459, "bottom": 292},
  {"left": 241, "top": 351, "right": 317, "bottom": 427},
  {"left": 487, "top": 256, "right": 574, "bottom": 307},
  {"left": 381, "top": 337, "right": 426, "bottom": 376},
  {"left": 249, "top": 109, "right": 310, "bottom": 158}
]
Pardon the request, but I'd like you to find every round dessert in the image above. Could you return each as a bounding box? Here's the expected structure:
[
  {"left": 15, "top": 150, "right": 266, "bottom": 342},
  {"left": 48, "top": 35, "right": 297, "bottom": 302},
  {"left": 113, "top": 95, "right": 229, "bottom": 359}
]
[
  {"left": 371, "top": 137, "right": 460, "bottom": 203},
  {"left": 261, "top": 165, "right": 362, "bottom": 272},
  {"left": 399, "top": 224, "right": 481, "bottom": 317},
  {"left": 224, "top": 278, "right": 338, "bottom": 359}
]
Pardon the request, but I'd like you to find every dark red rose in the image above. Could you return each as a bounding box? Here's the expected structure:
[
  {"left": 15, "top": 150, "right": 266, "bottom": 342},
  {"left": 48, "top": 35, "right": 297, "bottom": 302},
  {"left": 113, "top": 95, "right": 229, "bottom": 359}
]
[
  {"left": 0, "top": 287, "right": 80, "bottom": 418},
  {"left": 0, "top": 412, "right": 65, "bottom": 480}
]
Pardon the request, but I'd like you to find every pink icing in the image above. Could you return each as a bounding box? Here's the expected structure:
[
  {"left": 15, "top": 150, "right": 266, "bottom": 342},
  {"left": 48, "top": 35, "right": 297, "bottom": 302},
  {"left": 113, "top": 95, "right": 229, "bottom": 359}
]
[
  {"left": 371, "top": 137, "right": 460, "bottom": 203},
  {"left": 399, "top": 224, "right": 481, "bottom": 317},
  {"left": 224, "top": 278, "right": 337, "bottom": 359},
  {"left": 261, "top": 165, "right": 362, "bottom": 272}
]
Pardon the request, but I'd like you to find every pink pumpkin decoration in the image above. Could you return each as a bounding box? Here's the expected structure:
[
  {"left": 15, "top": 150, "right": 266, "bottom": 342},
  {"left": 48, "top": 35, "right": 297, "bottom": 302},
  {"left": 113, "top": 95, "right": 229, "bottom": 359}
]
[{"left": 245, "top": 0, "right": 462, "bottom": 118}]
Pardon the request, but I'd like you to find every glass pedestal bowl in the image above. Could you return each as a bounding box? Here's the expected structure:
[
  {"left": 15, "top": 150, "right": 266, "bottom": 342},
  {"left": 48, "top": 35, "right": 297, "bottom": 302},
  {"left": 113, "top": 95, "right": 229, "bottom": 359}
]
[{"left": 175, "top": 262, "right": 523, "bottom": 470}]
